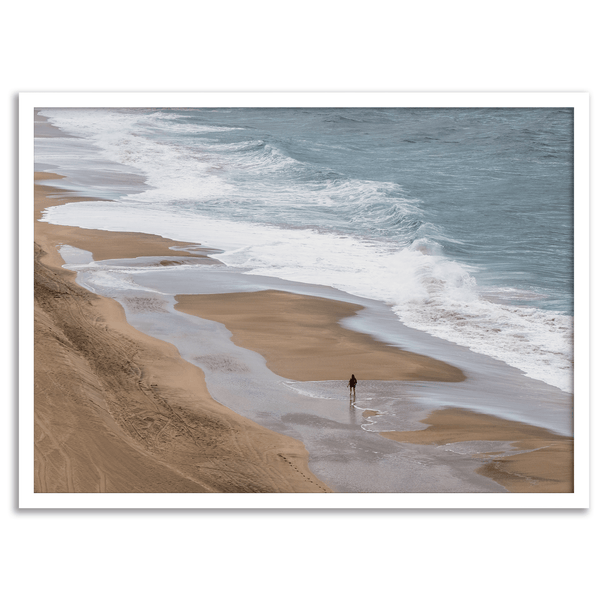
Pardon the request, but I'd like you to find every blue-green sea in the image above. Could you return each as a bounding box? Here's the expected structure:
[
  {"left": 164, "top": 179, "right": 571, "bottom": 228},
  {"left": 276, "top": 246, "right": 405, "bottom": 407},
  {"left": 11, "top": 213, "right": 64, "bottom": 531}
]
[{"left": 36, "top": 107, "right": 574, "bottom": 392}]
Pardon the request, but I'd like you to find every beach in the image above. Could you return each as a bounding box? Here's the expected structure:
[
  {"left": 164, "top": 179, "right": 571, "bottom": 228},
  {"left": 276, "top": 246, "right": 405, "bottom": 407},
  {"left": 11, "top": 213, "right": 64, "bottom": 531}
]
[
  {"left": 34, "top": 172, "right": 573, "bottom": 493},
  {"left": 32, "top": 108, "right": 574, "bottom": 495},
  {"left": 35, "top": 173, "right": 331, "bottom": 493},
  {"left": 174, "top": 291, "right": 573, "bottom": 493}
]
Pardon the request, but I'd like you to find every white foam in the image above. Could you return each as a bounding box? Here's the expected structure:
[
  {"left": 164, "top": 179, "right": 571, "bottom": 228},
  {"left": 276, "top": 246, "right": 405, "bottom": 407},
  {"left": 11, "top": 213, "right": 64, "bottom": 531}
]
[
  {"left": 39, "top": 109, "right": 418, "bottom": 221},
  {"left": 38, "top": 108, "right": 573, "bottom": 393},
  {"left": 43, "top": 201, "right": 574, "bottom": 392}
]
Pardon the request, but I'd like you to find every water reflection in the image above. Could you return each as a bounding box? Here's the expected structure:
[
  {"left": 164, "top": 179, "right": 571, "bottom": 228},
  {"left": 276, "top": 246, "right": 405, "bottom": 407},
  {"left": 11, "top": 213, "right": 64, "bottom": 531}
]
[{"left": 348, "top": 394, "right": 358, "bottom": 426}]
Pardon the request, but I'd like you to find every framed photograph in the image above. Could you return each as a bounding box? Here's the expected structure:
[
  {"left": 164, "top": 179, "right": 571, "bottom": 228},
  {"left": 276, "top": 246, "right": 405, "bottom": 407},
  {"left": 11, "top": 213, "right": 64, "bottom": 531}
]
[{"left": 20, "top": 92, "right": 589, "bottom": 509}]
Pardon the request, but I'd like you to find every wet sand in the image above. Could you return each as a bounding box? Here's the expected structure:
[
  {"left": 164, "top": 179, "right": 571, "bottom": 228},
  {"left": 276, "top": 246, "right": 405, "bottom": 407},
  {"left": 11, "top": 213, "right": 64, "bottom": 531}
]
[
  {"left": 381, "top": 408, "right": 573, "bottom": 492},
  {"left": 35, "top": 172, "right": 210, "bottom": 262},
  {"left": 174, "top": 290, "right": 465, "bottom": 382},
  {"left": 174, "top": 291, "right": 574, "bottom": 493},
  {"left": 34, "top": 173, "right": 331, "bottom": 493},
  {"left": 34, "top": 168, "right": 574, "bottom": 494}
]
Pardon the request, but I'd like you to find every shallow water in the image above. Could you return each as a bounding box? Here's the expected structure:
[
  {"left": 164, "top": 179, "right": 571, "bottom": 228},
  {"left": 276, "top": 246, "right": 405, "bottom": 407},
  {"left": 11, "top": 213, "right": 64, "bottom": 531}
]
[{"left": 58, "top": 245, "right": 572, "bottom": 492}]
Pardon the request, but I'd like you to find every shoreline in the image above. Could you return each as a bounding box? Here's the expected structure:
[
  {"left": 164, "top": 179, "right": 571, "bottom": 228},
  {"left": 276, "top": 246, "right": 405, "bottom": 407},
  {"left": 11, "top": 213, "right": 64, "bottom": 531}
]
[
  {"left": 34, "top": 168, "right": 574, "bottom": 494},
  {"left": 172, "top": 292, "right": 573, "bottom": 492},
  {"left": 34, "top": 172, "right": 331, "bottom": 493},
  {"left": 381, "top": 408, "right": 573, "bottom": 492}
]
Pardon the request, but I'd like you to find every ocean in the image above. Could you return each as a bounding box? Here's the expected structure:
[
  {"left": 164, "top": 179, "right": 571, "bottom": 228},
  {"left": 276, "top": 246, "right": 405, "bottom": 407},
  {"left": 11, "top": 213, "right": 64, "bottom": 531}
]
[{"left": 35, "top": 107, "right": 574, "bottom": 394}]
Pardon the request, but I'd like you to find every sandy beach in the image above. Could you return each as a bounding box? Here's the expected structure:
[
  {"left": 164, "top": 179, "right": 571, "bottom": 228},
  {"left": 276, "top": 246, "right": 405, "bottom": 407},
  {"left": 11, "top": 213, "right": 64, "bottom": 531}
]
[
  {"left": 174, "top": 290, "right": 465, "bottom": 382},
  {"left": 381, "top": 409, "right": 573, "bottom": 492},
  {"left": 34, "top": 173, "right": 573, "bottom": 494},
  {"left": 175, "top": 290, "right": 574, "bottom": 493},
  {"left": 35, "top": 173, "right": 331, "bottom": 492}
]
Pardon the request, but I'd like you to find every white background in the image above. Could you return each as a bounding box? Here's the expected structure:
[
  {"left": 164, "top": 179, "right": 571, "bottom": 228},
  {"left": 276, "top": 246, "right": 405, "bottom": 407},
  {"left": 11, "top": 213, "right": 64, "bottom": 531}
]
[{"left": 2, "top": 2, "right": 597, "bottom": 599}]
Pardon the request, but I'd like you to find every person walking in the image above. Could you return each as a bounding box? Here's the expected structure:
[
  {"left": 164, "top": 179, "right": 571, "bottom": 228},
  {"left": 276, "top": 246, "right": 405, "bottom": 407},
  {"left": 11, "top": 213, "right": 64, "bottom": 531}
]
[{"left": 348, "top": 374, "right": 357, "bottom": 399}]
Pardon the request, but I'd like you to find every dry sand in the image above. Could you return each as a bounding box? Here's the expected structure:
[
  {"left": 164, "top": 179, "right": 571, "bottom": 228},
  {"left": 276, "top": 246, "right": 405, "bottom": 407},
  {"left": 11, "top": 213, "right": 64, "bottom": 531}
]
[{"left": 34, "top": 173, "right": 330, "bottom": 493}]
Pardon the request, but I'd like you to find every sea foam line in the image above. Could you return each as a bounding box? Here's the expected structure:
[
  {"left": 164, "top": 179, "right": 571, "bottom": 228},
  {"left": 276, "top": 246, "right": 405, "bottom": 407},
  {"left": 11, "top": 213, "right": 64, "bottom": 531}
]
[{"left": 42, "top": 200, "right": 573, "bottom": 393}]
